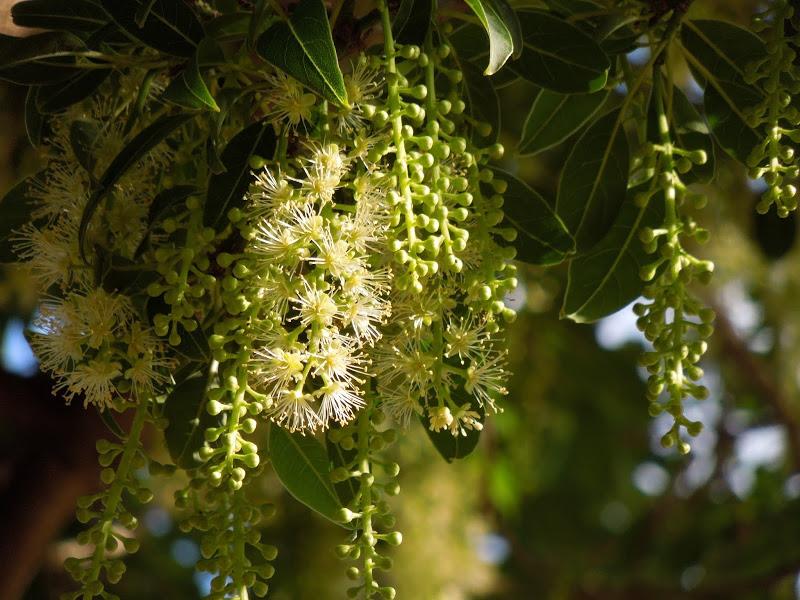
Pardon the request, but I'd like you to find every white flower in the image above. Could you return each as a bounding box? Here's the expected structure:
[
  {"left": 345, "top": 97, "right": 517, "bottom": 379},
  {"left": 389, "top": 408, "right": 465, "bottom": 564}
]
[
  {"left": 448, "top": 403, "right": 483, "bottom": 437},
  {"left": 269, "top": 389, "right": 321, "bottom": 432},
  {"left": 313, "top": 335, "right": 367, "bottom": 386},
  {"left": 54, "top": 358, "right": 122, "bottom": 410},
  {"left": 263, "top": 71, "right": 316, "bottom": 127},
  {"left": 29, "top": 298, "right": 85, "bottom": 373},
  {"left": 380, "top": 385, "right": 423, "bottom": 428},
  {"left": 251, "top": 346, "right": 307, "bottom": 397},
  {"left": 444, "top": 313, "right": 488, "bottom": 364},
  {"left": 317, "top": 380, "right": 364, "bottom": 425},
  {"left": 293, "top": 283, "right": 340, "bottom": 328},
  {"left": 251, "top": 168, "right": 295, "bottom": 215},
  {"left": 341, "top": 295, "right": 387, "bottom": 344},
  {"left": 251, "top": 218, "right": 300, "bottom": 262},
  {"left": 464, "top": 349, "right": 509, "bottom": 408},
  {"left": 428, "top": 406, "right": 453, "bottom": 432},
  {"left": 13, "top": 221, "right": 80, "bottom": 291},
  {"left": 373, "top": 334, "right": 434, "bottom": 393},
  {"left": 309, "top": 231, "right": 361, "bottom": 279}
]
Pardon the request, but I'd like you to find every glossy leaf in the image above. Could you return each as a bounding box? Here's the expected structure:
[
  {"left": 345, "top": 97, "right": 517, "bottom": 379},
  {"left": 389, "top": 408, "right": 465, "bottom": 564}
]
[
  {"left": 24, "top": 87, "right": 45, "bottom": 147},
  {"left": 680, "top": 19, "right": 766, "bottom": 164},
  {"left": 463, "top": 0, "right": 522, "bottom": 75},
  {"left": 269, "top": 426, "right": 345, "bottom": 525},
  {"left": 556, "top": 108, "right": 629, "bottom": 252},
  {"left": 511, "top": 10, "right": 610, "bottom": 94},
  {"left": 101, "top": 0, "right": 204, "bottom": 57},
  {"left": 204, "top": 120, "right": 277, "bottom": 230},
  {"left": 69, "top": 119, "right": 102, "bottom": 176},
  {"left": 12, "top": 0, "right": 108, "bottom": 32},
  {"left": 460, "top": 60, "right": 501, "bottom": 143},
  {"left": 79, "top": 113, "right": 193, "bottom": 258},
  {"left": 98, "top": 253, "right": 160, "bottom": 295},
  {"left": 519, "top": 88, "right": 608, "bottom": 156},
  {"left": 448, "top": 23, "right": 520, "bottom": 89},
  {"left": 163, "top": 373, "right": 215, "bottom": 469},
  {"left": 36, "top": 69, "right": 110, "bottom": 113},
  {"left": 0, "top": 176, "right": 39, "bottom": 262},
  {"left": 256, "top": 0, "right": 348, "bottom": 107},
  {"left": 135, "top": 185, "right": 197, "bottom": 257},
  {"left": 0, "top": 31, "right": 84, "bottom": 84},
  {"left": 562, "top": 188, "right": 664, "bottom": 323},
  {"left": 174, "top": 327, "right": 211, "bottom": 363},
  {"left": 495, "top": 168, "right": 574, "bottom": 265},
  {"left": 163, "top": 39, "right": 221, "bottom": 111},
  {"left": 205, "top": 13, "right": 251, "bottom": 42},
  {"left": 326, "top": 428, "right": 358, "bottom": 507},
  {"left": 393, "top": 0, "right": 434, "bottom": 46}
]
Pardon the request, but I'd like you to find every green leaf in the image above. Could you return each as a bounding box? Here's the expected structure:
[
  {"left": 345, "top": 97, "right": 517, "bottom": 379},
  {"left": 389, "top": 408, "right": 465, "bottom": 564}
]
[
  {"left": 163, "top": 372, "right": 216, "bottom": 469},
  {"left": 0, "top": 176, "right": 40, "bottom": 262},
  {"left": 518, "top": 88, "right": 608, "bottom": 156},
  {"left": 204, "top": 120, "right": 277, "bottom": 230},
  {"left": 495, "top": 168, "right": 574, "bottom": 265},
  {"left": 97, "top": 252, "right": 160, "bottom": 294},
  {"left": 205, "top": 13, "right": 251, "bottom": 42},
  {"left": 0, "top": 31, "right": 85, "bottom": 84},
  {"left": 36, "top": 69, "right": 110, "bottom": 113},
  {"left": 422, "top": 400, "right": 485, "bottom": 463},
  {"left": 162, "top": 39, "right": 221, "bottom": 111},
  {"left": 448, "top": 23, "right": 519, "bottom": 89},
  {"left": 463, "top": 0, "right": 521, "bottom": 75},
  {"left": 24, "top": 87, "right": 45, "bottom": 147},
  {"left": 556, "top": 108, "right": 629, "bottom": 252},
  {"left": 256, "top": 0, "right": 348, "bottom": 107},
  {"left": 561, "top": 188, "right": 664, "bottom": 323},
  {"left": 460, "top": 60, "right": 501, "bottom": 143},
  {"left": 325, "top": 428, "right": 358, "bottom": 507},
  {"left": 511, "top": 10, "right": 610, "bottom": 93},
  {"left": 101, "top": 0, "right": 204, "bottom": 57},
  {"left": 69, "top": 119, "right": 102, "bottom": 176},
  {"left": 393, "top": 0, "right": 434, "bottom": 46},
  {"left": 79, "top": 113, "right": 193, "bottom": 259},
  {"left": 135, "top": 185, "right": 197, "bottom": 257},
  {"left": 174, "top": 326, "right": 211, "bottom": 363},
  {"left": 12, "top": 0, "right": 108, "bottom": 32},
  {"left": 269, "top": 426, "right": 345, "bottom": 525},
  {"left": 680, "top": 19, "right": 766, "bottom": 163}
]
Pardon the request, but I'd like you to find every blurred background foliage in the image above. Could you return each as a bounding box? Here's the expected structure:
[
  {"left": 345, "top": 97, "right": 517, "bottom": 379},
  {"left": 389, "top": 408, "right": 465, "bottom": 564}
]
[{"left": 3, "top": 0, "right": 800, "bottom": 598}]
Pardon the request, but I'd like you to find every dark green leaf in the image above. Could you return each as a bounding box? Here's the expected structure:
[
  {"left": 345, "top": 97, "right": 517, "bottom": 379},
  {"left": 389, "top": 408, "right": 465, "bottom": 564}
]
[
  {"left": 162, "top": 39, "right": 221, "bottom": 111},
  {"left": 0, "top": 176, "right": 40, "bottom": 262},
  {"left": 422, "top": 400, "right": 485, "bottom": 463},
  {"left": 511, "top": 10, "right": 610, "bottom": 93},
  {"left": 12, "top": 0, "right": 108, "bottom": 32},
  {"left": 463, "top": 0, "right": 521, "bottom": 75},
  {"left": 561, "top": 188, "right": 664, "bottom": 322},
  {"left": 557, "top": 108, "right": 629, "bottom": 252},
  {"left": 174, "top": 326, "right": 211, "bottom": 363},
  {"left": 326, "top": 428, "right": 358, "bottom": 507},
  {"left": 393, "top": 0, "right": 433, "bottom": 46},
  {"left": 69, "top": 119, "right": 102, "bottom": 176},
  {"left": 37, "top": 69, "right": 110, "bottom": 113},
  {"left": 269, "top": 426, "right": 345, "bottom": 525},
  {"left": 518, "top": 88, "right": 608, "bottom": 156},
  {"left": 205, "top": 13, "right": 251, "bottom": 42},
  {"left": 204, "top": 120, "right": 277, "bottom": 230},
  {"left": 448, "top": 23, "right": 519, "bottom": 89},
  {"left": 79, "top": 113, "right": 193, "bottom": 259},
  {"left": 460, "top": 60, "right": 501, "bottom": 144},
  {"left": 680, "top": 19, "right": 766, "bottom": 163},
  {"left": 495, "top": 168, "right": 574, "bottom": 265},
  {"left": 24, "top": 87, "right": 45, "bottom": 147},
  {"left": 100, "top": 411, "right": 126, "bottom": 440},
  {"left": 135, "top": 185, "right": 197, "bottom": 257},
  {"left": 98, "top": 252, "right": 160, "bottom": 294},
  {"left": 164, "top": 372, "right": 216, "bottom": 469},
  {"left": 256, "top": 0, "right": 348, "bottom": 107},
  {"left": 101, "top": 0, "right": 204, "bottom": 57},
  {"left": 0, "top": 31, "right": 85, "bottom": 84}
]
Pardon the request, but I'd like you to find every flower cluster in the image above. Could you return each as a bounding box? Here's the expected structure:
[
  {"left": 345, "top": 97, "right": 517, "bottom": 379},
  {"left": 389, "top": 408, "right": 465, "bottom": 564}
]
[
  {"left": 634, "top": 76, "right": 714, "bottom": 453},
  {"left": 745, "top": 0, "right": 800, "bottom": 216}
]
